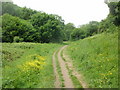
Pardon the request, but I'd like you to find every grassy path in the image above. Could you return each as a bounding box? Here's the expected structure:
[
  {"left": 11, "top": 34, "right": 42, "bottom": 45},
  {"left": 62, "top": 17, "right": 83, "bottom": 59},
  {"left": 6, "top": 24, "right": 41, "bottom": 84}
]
[
  {"left": 62, "top": 46, "right": 88, "bottom": 88},
  {"left": 53, "top": 45, "right": 88, "bottom": 88},
  {"left": 53, "top": 45, "right": 74, "bottom": 88},
  {"left": 57, "top": 45, "right": 74, "bottom": 88}
]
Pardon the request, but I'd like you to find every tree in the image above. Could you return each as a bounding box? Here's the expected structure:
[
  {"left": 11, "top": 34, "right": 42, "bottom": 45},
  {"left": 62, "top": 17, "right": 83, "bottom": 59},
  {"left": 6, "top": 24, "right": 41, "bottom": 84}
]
[
  {"left": 70, "top": 28, "right": 85, "bottom": 41},
  {"left": 2, "top": 2, "right": 22, "bottom": 17},
  {"left": 86, "top": 21, "right": 99, "bottom": 36},
  {"left": 2, "top": 14, "right": 35, "bottom": 42},
  {"left": 30, "top": 12, "right": 49, "bottom": 29},
  {"left": 30, "top": 13, "right": 64, "bottom": 43},
  {"left": 98, "top": 1, "right": 119, "bottom": 32},
  {"left": 108, "top": 2, "right": 118, "bottom": 15},
  {"left": 64, "top": 23, "right": 75, "bottom": 41},
  {"left": 114, "top": 1, "right": 120, "bottom": 26},
  {"left": 20, "top": 7, "right": 37, "bottom": 20},
  {"left": 1, "top": 2, "right": 37, "bottom": 20}
]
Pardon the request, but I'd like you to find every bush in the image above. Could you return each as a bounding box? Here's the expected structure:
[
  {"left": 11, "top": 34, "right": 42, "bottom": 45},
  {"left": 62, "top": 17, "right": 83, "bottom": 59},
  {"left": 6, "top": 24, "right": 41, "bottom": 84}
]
[{"left": 13, "top": 36, "right": 23, "bottom": 43}]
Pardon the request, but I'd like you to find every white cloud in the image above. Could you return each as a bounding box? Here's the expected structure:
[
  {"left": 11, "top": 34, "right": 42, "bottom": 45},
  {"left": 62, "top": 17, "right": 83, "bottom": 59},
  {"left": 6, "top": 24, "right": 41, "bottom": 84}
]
[{"left": 12, "top": 0, "right": 109, "bottom": 27}]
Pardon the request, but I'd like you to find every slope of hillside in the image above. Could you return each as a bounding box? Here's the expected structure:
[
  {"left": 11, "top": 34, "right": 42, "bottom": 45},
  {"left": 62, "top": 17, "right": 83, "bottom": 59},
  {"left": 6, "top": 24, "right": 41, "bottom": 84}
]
[{"left": 66, "top": 31, "right": 118, "bottom": 88}]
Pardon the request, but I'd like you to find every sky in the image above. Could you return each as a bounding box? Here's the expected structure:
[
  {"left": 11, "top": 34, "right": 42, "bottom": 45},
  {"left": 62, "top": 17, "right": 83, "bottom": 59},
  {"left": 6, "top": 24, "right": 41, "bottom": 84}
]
[{"left": 12, "top": 0, "right": 109, "bottom": 27}]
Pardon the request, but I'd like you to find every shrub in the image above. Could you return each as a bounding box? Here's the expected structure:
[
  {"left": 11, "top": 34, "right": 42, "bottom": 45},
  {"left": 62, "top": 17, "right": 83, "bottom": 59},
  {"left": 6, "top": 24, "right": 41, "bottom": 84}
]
[{"left": 13, "top": 36, "right": 23, "bottom": 43}]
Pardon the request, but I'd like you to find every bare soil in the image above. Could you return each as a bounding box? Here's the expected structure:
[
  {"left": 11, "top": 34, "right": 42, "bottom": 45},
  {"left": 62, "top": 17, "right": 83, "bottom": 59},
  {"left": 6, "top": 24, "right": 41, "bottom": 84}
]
[
  {"left": 57, "top": 45, "right": 74, "bottom": 88},
  {"left": 53, "top": 45, "right": 88, "bottom": 89},
  {"left": 62, "top": 46, "right": 88, "bottom": 88}
]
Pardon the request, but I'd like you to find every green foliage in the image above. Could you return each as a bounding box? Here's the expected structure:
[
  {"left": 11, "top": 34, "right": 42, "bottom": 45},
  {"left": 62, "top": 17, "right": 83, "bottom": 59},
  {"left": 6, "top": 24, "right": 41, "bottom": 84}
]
[
  {"left": 70, "top": 28, "right": 85, "bottom": 41},
  {"left": 20, "top": 7, "right": 37, "bottom": 20},
  {"left": 30, "top": 13, "right": 49, "bottom": 28},
  {"left": 96, "top": 2, "right": 120, "bottom": 32},
  {"left": 2, "top": 14, "right": 36, "bottom": 42},
  {"left": 13, "top": 36, "right": 23, "bottom": 43},
  {"left": 2, "top": 2, "right": 37, "bottom": 20},
  {"left": 102, "top": 2, "right": 120, "bottom": 28},
  {"left": 70, "top": 21, "right": 99, "bottom": 41},
  {"left": 98, "top": 16, "right": 114, "bottom": 33},
  {"left": 2, "top": 2, "right": 65, "bottom": 43},
  {"left": 86, "top": 21, "right": 99, "bottom": 36},
  {"left": 2, "top": 2, "right": 22, "bottom": 17},
  {"left": 67, "top": 31, "right": 118, "bottom": 88},
  {"left": 63, "top": 23, "right": 75, "bottom": 41},
  {"left": 108, "top": 2, "right": 118, "bottom": 15},
  {"left": 30, "top": 13, "right": 64, "bottom": 43},
  {"left": 2, "top": 43, "right": 63, "bottom": 88},
  {"left": 1, "top": 1, "right": 120, "bottom": 43},
  {"left": 114, "top": 1, "right": 120, "bottom": 26}
]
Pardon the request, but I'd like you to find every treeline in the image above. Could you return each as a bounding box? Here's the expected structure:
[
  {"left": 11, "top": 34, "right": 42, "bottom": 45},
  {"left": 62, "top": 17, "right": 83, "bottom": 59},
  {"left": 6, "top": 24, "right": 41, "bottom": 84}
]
[
  {"left": 1, "top": 2, "right": 119, "bottom": 43},
  {"left": 1, "top": 2, "right": 64, "bottom": 43},
  {"left": 64, "top": 1, "right": 120, "bottom": 41}
]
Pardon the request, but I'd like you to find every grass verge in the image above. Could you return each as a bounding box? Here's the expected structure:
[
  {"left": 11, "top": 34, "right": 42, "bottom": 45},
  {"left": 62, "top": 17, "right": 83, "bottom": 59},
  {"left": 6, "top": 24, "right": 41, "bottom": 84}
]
[{"left": 66, "top": 32, "right": 118, "bottom": 88}]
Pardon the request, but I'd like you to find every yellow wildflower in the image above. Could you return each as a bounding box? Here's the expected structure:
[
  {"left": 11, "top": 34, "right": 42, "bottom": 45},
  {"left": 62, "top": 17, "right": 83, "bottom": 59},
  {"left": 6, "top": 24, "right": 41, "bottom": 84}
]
[
  {"left": 18, "top": 54, "right": 46, "bottom": 72},
  {"left": 110, "top": 73, "right": 112, "bottom": 75},
  {"left": 37, "top": 56, "right": 45, "bottom": 61}
]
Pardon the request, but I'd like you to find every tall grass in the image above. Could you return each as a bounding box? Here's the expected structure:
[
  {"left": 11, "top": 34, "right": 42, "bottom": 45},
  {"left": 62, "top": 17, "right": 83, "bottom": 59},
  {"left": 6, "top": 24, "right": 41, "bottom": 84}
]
[
  {"left": 2, "top": 43, "right": 62, "bottom": 88},
  {"left": 67, "top": 32, "right": 118, "bottom": 88}
]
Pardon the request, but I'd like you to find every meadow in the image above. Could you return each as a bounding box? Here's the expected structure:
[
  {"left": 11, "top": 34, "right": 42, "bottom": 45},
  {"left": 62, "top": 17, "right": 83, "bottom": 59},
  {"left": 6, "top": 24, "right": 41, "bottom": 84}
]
[
  {"left": 66, "top": 31, "right": 118, "bottom": 88},
  {"left": 2, "top": 43, "right": 63, "bottom": 88},
  {"left": 2, "top": 31, "right": 118, "bottom": 88},
  {"left": 1, "top": 1, "right": 119, "bottom": 89}
]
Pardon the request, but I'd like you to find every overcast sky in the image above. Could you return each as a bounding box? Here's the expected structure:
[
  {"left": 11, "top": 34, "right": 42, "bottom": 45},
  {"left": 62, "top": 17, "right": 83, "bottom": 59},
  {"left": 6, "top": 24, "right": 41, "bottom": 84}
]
[{"left": 12, "top": 0, "right": 109, "bottom": 27}]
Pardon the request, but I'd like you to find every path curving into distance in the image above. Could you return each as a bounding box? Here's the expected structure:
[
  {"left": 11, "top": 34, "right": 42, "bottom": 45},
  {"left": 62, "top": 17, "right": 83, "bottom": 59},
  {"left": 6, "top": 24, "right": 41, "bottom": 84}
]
[
  {"left": 52, "top": 45, "right": 88, "bottom": 88},
  {"left": 57, "top": 45, "right": 74, "bottom": 88}
]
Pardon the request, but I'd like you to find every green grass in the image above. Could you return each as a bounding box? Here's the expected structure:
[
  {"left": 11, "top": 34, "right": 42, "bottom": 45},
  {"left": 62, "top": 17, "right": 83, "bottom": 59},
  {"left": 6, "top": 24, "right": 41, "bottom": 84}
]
[
  {"left": 2, "top": 31, "right": 118, "bottom": 88},
  {"left": 2, "top": 42, "right": 62, "bottom": 88},
  {"left": 66, "top": 32, "right": 118, "bottom": 88}
]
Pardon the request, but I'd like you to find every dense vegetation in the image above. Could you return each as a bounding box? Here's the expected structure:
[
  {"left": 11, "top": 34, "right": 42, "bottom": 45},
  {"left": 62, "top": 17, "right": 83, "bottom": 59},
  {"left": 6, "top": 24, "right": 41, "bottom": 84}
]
[
  {"left": 1, "top": 1, "right": 119, "bottom": 88},
  {"left": 2, "top": 2, "right": 119, "bottom": 43},
  {"left": 1, "top": 2, "right": 64, "bottom": 43}
]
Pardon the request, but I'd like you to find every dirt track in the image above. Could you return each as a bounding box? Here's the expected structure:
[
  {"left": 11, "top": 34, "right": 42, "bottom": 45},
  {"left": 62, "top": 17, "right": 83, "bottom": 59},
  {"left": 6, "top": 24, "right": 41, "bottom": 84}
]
[
  {"left": 57, "top": 45, "right": 74, "bottom": 88},
  {"left": 52, "top": 45, "right": 88, "bottom": 88}
]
